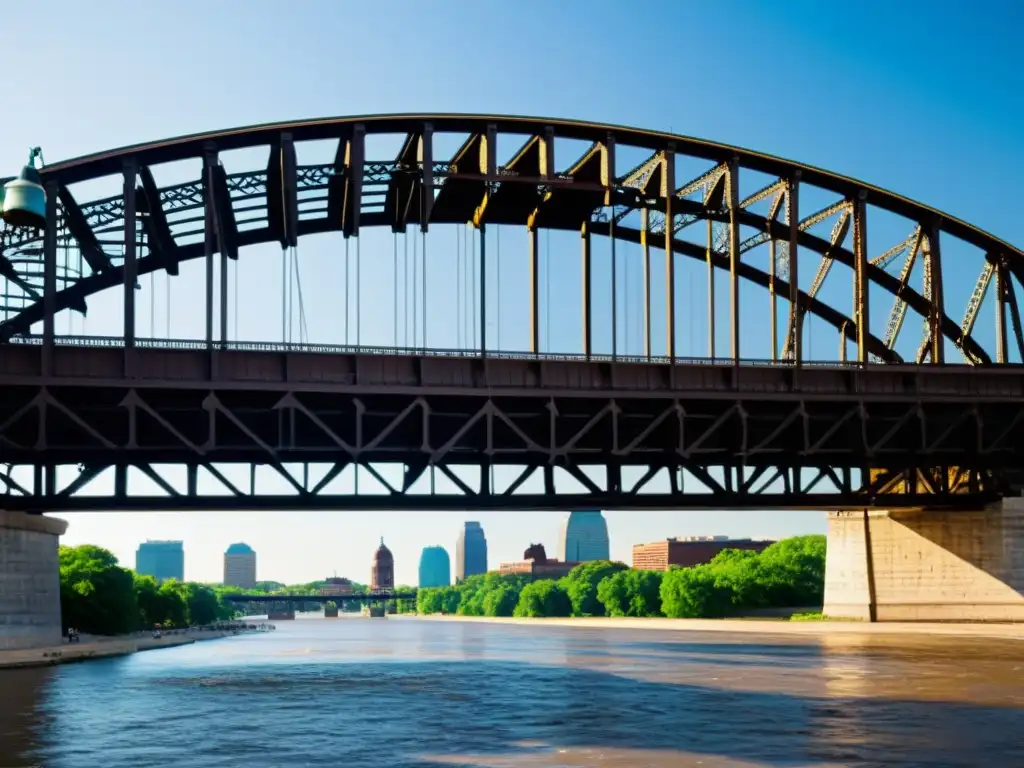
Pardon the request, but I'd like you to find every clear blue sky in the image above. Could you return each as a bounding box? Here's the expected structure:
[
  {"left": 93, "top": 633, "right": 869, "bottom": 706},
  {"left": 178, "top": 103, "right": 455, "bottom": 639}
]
[{"left": 2, "top": 1, "right": 1022, "bottom": 585}]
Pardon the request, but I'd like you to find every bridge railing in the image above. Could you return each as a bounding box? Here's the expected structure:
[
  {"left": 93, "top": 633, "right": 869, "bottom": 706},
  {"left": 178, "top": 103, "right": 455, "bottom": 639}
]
[{"left": 4, "top": 333, "right": 924, "bottom": 370}]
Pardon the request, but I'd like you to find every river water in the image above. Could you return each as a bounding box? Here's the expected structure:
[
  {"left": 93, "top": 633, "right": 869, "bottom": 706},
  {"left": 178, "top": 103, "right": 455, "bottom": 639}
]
[{"left": 2, "top": 617, "right": 1023, "bottom": 767}]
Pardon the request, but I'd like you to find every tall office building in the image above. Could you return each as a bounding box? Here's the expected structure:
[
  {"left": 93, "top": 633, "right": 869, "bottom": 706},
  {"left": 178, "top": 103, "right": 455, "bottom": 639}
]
[
  {"left": 371, "top": 538, "right": 395, "bottom": 590},
  {"left": 559, "top": 510, "right": 610, "bottom": 563},
  {"left": 418, "top": 546, "right": 451, "bottom": 588},
  {"left": 135, "top": 540, "right": 184, "bottom": 583},
  {"left": 455, "top": 522, "right": 487, "bottom": 582},
  {"left": 223, "top": 542, "right": 257, "bottom": 588}
]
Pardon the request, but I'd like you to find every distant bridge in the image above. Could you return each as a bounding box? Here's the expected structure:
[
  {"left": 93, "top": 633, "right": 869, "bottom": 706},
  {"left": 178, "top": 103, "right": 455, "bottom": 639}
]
[{"left": 221, "top": 591, "right": 417, "bottom": 604}]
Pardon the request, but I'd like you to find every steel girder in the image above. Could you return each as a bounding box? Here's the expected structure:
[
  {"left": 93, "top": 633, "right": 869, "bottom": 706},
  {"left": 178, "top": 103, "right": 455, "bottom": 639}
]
[
  {"left": 1, "top": 115, "right": 1021, "bottom": 368},
  {"left": 0, "top": 378, "right": 1012, "bottom": 512}
]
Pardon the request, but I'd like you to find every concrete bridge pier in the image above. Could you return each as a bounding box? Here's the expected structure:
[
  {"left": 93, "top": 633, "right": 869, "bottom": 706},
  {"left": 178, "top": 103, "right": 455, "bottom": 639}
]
[
  {"left": 824, "top": 499, "right": 1024, "bottom": 622},
  {"left": 0, "top": 511, "right": 68, "bottom": 649}
]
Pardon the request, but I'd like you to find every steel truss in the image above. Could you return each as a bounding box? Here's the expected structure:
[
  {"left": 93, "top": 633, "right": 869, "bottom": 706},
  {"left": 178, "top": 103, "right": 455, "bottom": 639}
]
[
  {"left": 1, "top": 114, "right": 1021, "bottom": 369},
  {"left": 0, "top": 383, "right": 1012, "bottom": 512},
  {"left": 2, "top": 115, "right": 1023, "bottom": 512}
]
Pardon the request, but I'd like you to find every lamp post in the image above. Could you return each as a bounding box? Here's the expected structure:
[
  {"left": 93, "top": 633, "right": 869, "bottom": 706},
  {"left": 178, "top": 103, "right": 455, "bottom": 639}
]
[{"left": 1, "top": 147, "right": 47, "bottom": 230}]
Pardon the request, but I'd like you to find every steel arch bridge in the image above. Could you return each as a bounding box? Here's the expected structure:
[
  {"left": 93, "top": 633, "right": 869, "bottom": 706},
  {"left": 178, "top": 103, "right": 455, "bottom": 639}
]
[{"left": 1, "top": 113, "right": 1023, "bottom": 512}]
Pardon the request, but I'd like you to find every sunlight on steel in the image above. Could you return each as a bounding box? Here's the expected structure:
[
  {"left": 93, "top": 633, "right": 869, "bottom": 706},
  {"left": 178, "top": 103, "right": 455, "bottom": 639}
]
[{"left": 1, "top": 114, "right": 1023, "bottom": 513}]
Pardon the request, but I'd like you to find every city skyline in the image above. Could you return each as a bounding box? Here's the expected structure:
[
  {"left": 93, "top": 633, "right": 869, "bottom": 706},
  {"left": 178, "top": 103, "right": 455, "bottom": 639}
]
[
  {"left": 97, "top": 511, "right": 797, "bottom": 586},
  {"left": 7, "top": 1, "right": 1018, "bottom": 586}
]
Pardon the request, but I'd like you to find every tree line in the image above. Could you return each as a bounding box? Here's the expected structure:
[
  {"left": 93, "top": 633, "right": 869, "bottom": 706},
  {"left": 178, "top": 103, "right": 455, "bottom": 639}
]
[
  {"left": 58, "top": 545, "right": 376, "bottom": 635},
  {"left": 415, "top": 535, "right": 826, "bottom": 619},
  {"left": 59, "top": 545, "right": 236, "bottom": 635}
]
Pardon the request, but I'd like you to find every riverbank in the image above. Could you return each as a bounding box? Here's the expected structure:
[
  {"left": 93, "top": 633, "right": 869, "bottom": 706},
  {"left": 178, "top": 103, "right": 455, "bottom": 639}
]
[
  {"left": 0, "top": 627, "right": 255, "bottom": 670},
  {"left": 393, "top": 614, "right": 1024, "bottom": 640}
]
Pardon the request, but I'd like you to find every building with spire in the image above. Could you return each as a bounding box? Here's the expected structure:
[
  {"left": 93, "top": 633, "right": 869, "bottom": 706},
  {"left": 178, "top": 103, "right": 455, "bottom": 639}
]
[
  {"left": 558, "top": 510, "right": 610, "bottom": 563},
  {"left": 371, "top": 538, "right": 395, "bottom": 591}
]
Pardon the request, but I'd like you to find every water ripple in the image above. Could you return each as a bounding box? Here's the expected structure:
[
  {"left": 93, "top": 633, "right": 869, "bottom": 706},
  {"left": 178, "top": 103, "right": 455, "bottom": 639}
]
[{"left": 1, "top": 619, "right": 1023, "bottom": 767}]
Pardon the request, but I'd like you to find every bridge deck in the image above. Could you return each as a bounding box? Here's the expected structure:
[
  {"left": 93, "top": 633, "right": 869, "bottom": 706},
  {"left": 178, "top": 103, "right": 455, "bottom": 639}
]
[
  {"left": 1, "top": 340, "right": 1020, "bottom": 512},
  {"left": 4, "top": 337, "right": 1024, "bottom": 401}
]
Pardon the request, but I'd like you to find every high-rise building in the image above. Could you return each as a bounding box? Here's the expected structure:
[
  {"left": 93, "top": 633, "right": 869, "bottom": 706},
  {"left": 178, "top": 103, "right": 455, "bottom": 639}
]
[
  {"left": 223, "top": 542, "right": 256, "bottom": 588},
  {"left": 135, "top": 540, "right": 184, "bottom": 583},
  {"left": 632, "top": 537, "right": 774, "bottom": 571},
  {"left": 418, "top": 546, "right": 451, "bottom": 588},
  {"left": 371, "top": 538, "right": 395, "bottom": 590},
  {"left": 559, "top": 510, "right": 610, "bottom": 563},
  {"left": 455, "top": 522, "right": 487, "bottom": 582}
]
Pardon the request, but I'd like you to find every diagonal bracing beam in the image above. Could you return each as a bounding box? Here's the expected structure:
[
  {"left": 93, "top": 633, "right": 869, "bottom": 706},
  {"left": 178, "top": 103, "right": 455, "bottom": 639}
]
[{"left": 783, "top": 204, "right": 851, "bottom": 358}]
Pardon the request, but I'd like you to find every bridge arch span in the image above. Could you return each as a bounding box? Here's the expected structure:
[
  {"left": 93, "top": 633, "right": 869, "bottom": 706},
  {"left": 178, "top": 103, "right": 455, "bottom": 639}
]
[{"left": 0, "top": 113, "right": 1019, "bottom": 366}]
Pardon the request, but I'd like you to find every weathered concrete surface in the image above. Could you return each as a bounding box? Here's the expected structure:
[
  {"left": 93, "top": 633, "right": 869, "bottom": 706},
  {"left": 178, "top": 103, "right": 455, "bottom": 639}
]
[
  {"left": 823, "top": 500, "right": 1024, "bottom": 622},
  {"left": 0, "top": 512, "right": 68, "bottom": 650}
]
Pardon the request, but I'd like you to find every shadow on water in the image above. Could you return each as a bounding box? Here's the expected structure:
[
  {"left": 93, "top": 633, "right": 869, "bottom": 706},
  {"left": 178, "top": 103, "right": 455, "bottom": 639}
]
[
  {"left": 2, "top": 650, "right": 1023, "bottom": 767},
  {"left": 0, "top": 668, "right": 55, "bottom": 763}
]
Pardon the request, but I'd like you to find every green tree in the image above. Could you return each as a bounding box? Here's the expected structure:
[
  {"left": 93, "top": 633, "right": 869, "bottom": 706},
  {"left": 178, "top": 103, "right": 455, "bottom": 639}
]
[
  {"left": 755, "top": 535, "right": 827, "bottom": 607},
  {"left": 597, "top": 569, "right": 664, "bottom": 617},
  {"left": 440, "top": 586, "right": 462, "bottom": 614},
  {"left": 660, "top": 565, "right": 735, "bottom": 618},
  {"left": 59, "top": 545, "right": 139, "bottom": 635},
  {"left": 184, "top": 583, "right": 223, "bottom": 626},
  {"left": 514, "top": 580, "right": 572, "bottom": 618},
  {"left": 483, "top": 584, "right": 520, "bottom": 617},
  {"left": 455, "top": 574, "right": 487, "bottom": 616},
  {"left": 155, "top": 580, "right": 189, "bottom": 628},
  {"left": 561, "top": 560, "right": 629, "bottom": 617},
  {"left": 704, "top": 549, "right": 771, "bottom": 610},
  {"left": 133, "top": 573, "right": 164, "bottom": 628},
  {"left": 416, "top": 588, "right": 443, "bottom": 614}
]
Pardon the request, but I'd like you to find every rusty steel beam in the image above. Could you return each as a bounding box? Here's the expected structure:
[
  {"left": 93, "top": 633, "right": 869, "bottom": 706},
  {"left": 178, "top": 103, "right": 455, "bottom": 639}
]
[
  {"left": 853, "top": 191, "right": 870, "bottom": 364},
  {"left": 706, "top": 217, "right": 716, "bottom": 359},
  {"left": 958, "top": 261, "right": 994, "bottom": 363},
  {"left": 341, "top": 124, "right": 365, "bottom": 238},
  {"left": 1004, "top": 267, "right": 1024, "bottom": 362},
  {"left": 663, "top": 147, "right": 675, "bottom": 360},
  {"left": 582, "top": 221, "right": 592, "bottom": 358},
  {"left": 420, "top": 122, "right": 433, "bottom": 231},
  {"left": 784, "top": 205, "right": 851, "bottom": 360},
  {"left": 927, "top": 219, "right": 945, "bottom": 364},
  {"left": 787, "top": 174, "right": 801, "bottom": 364},
  {"left": 529, "top": 225, "right": 539, "bottom": 353},
  {"left": 767, "top": 189, "right": 785, "bottom": 362},
  {"left": 123, "top": 159, "right": 137, "bottom": 354},
  {"left": 642, "top": 207, "right": 652, "bottom": 359},
  {"left": 727, "top": 157, "right": 740, "bottom": 362},
  {"left": 995, "top": 257, "right": 1009, "bottom": 364}
]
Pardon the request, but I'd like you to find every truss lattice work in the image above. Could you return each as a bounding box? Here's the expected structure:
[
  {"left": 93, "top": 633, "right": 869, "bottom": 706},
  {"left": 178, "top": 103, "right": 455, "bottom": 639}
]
[
  {"left": 0, "top": 115, "right": 1020, "bottom": 367},
  {"left": 2, "top": 115, "right": 1023, "bottom": 510},
  {"left": 1, "top": 342, "right": 1022, "bottom": 511}
]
